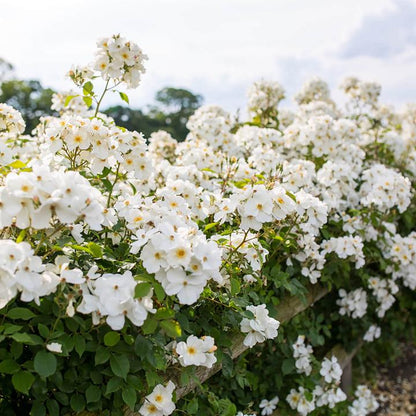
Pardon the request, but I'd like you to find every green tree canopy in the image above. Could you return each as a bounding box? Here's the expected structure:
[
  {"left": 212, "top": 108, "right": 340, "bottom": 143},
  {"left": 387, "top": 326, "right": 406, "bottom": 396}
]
[
  {"left": 0, "top": 79, "right": 56, "bottom": 134},
  {"left": 105, "top": 87, "right": 203, "bottom": 141}
]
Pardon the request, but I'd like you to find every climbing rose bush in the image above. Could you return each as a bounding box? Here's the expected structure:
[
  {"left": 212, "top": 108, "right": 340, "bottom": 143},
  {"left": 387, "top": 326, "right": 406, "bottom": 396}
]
[{"left": 0, "top": 34, "right": 415, "bottom": 416}]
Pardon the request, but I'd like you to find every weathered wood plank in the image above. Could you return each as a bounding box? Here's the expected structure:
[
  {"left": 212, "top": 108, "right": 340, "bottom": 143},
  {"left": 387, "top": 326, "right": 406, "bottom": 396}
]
[{"left": 124, "top": 284, "right": 329, "bottom": 416}]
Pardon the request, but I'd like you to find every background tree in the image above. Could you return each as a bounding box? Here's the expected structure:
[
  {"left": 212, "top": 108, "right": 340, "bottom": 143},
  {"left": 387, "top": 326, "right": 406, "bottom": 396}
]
[
  {"left": 0, "top": 79, "right": 56, "bottom": 134},
  {"left": 105, "top": 87, "right": 203, "bottom": 141}
]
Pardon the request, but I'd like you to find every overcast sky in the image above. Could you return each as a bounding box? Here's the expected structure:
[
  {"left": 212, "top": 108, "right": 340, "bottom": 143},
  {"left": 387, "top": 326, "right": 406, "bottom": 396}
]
[{"left": 1, "top": 0, "right": 415, "bottom": 112}]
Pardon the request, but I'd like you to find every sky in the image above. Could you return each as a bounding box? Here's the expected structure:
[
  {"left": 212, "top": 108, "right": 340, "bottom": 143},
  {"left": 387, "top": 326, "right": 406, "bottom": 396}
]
[{"left": 1, "top": 0, "right": 416, "bottom": 113}]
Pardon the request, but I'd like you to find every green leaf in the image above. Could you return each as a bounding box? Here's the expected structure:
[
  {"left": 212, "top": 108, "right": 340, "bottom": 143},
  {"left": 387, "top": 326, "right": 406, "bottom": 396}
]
[
  {"left": 105, "top": 376, "right": 122, "bottom": 395},
  {"left": 86, "top": 385, "right": 102, "bottom": 403},
  {"left": 31, "top": 401, "right": 46, "bottom": 416},
  {"left": 104, "top": 331, "right": 120, "bottom": 347},
  {"left": 153, "top": 282, "right": 166, "bottom": 301},
  {"left": 95, "top": 347, "right": 111, "bottom": 365},
  {"left": 145, "top": 370, "right": 162, "bottom": 388},
  {"left": 46, "top": 399, "right": 59, "bottom": 416},
  {"left": 154, "top": 308, "right": 175, "bottom": 320},
  {"left": 12, "top": 370, "right": 35, "bottom": 394},
  {"left": 110, "top": 354, "right": 130, "bottom": 380},
  {"left": 204, "top": 222, "right": 218, "bottom": 231},
  {"left": 122, "top": 385, "right": 136, "bottom": 409},
  {"left": 16, "top": 229, "right": 26, "bottom": 243},
  {"left": 64, "top": 95, "right": 77, "bottom": 107},
  {"left": 83, "top": 96, "right": 93, "bottom": 107},
  {"left": 217, "top": 399, "right": 237, "bottom": 416},
  {"left": 10, "top": 332, "right": 43, "bottom": 345},
  {"left": 70, "top": 394, "right": 85, "bottom": 412},
  {"left": 160, "top": 319, "right": 182, "bottom": 338},
  {"left": 230, "top": 277, "right": 241, "bottom": 296},
  {"left": 87, "top": 242, "right": 103, "bottom": 258},
  {"left": 37, "top": 323, "right": 49, "bottom": 338},
  {"left": 83, "top": 81, "right": 94, "bottom": 95},
  {"left": 141, "top": 317, "right": 158, "bottom": 335},
  {"left": 74, "top": 334, "right": 86, "bottom": 357},
  {"left": 135, "top": 282, "right": 152, "bottom": 298},
  {"left": 187, "top": 398, "right": 199, "bottom": 414},
  {"left": 281, "top": 358, "right": 294, "bottom": 375},
  {"left": 7, "top": 307, "right": 36, "bottom": 320},
  {"left": 3, "top": 324, "right": 23, "bottom": 335},
  {"left": 119, "top": 91, "right": 129, "bottom": 104},
  {"left": 0, "top": 358, "right": 20, "bottom": 374},
  {"left": 34, "top": 351, "right": 57, "bottom": 377}
]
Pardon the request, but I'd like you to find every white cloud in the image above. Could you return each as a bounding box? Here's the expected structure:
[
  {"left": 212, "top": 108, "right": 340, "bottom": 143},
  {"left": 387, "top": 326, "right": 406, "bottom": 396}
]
[
  {"left": 0, "top": 0, "right": 412, "bottom": 111},
  {"left": 340, "top": 0, "right": 416, "bottom": 58}
]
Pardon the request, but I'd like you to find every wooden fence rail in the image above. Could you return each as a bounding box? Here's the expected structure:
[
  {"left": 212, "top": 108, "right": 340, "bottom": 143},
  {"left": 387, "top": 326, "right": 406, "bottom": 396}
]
[{"left": 124, "top": 284, "right": 330, "bottom": 416}]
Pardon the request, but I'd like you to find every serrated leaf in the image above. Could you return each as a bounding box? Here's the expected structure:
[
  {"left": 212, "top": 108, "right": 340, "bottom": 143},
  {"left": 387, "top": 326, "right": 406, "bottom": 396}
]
[
  {"left": 187, "top": 397, "right": 199, "bottom": 414},
  {"left": 83, "top": 81, "right": 94, "bottom": 95},
  {"left": 31, "top": 401, "right": 46, "bottom": 416},
  {"left": 0, "top": 358, "right": 20, "bottom": 374},
  {"left": 204, "top": 222, "right": 218, "bottom": 231},
  {"left": 160, "top": 319, "right": 182, "bottom": 338},
  {"left": 70, "top": 394, "right": 85, "bottom": 412},
  {"left": 141, "top": 317, "right": 158, "bottom": 335},
  {"left": 105, "top": 376, "right": 122, "bottom": 395},
  {"left": 281, "top": 358, "right": 294, "bottom": 375},
  {"left": 37, "top": 323, "right": 49, "bottom": 338},
  {"left": 74, "top": 334, "right": 86, "bottom": 357},
  {"left": 153, "top": 282, "right": 166, "bottom": 301},
  {"left": 95, "top": 347, "right": 111, "bottom": 365},
  {"left": 230, "top": 277, "right": 241, "bottom": 296},
  {"left": 110, "top": 354, "right": 130, "bottom": 380},
  {"left": 104, "top": 331, "right": 120, "bottom": 347},
  {"left": 34, "top": 351, "right": 57, "bottom": 377},
  {"left": 46, "top": 399, "right": 59, "bottom": 416},
  {"left": 119, "top": 91, "right": 129, "bottom": 104},
  {"left": 10, "top": 332, "right": 43, "bottom": 345},
  {"left": 83, "top": 96, "right": 93, "bottom": 107},
  {"left": 7, "top": 308, "right": 36, "bottom": 320},
  {"left": 3, "top": 324, "right": 23, "bottom": 335},
  {"left": 87, "top": 242, "right": 103, "bottom": 258},
  {"left": 154, "top": 308, "right": 175, "bottom": 320},
  {"left": 12, "top": 370, "right": 35, "bottom": 394},
  {"left": 16, "top": 229, "right": 26, "bottom": 243},
  {"left": 134, "top": 282, "right": 152, "bottom": 298},
  {"left": 122, "top": 385, "right": 136, "bottom": 409},
  {"left": 86, "top": 384, "right": 102, "bottom": 403},
  {"left": 64, "top": 95, "right": 77, "bottom": 107}
]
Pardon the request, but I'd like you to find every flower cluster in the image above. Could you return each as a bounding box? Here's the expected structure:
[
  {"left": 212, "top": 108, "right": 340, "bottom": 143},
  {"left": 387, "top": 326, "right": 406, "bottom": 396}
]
[
  {"left": 368, "top": 276, "right": 398, "bottom": 318},
  {"left": 321, "top": 236, "right": 365, "bottom": 268},
  {"left": 360, "top": 164, "right": 411, "bottom": 213},
  {"left": 175, "top": 335, "right": 217, "bottom": 368},
  {"left": 0, "top": 166, "right": 105, "bottom": 230},
  {"left": 0, "top": 34, "right": 415, "bottom": 416},
  {"left": 348, "top": 385, "right": 379, "bottom": 416},
  {"left": 287, "top": 386, "right": 316, "bottom": 416},
  {"left": 292, "top": 335, "right": 314, "bottom": 375},
  {"left": 139, "top": 381, "right": 176, "bottom": 416},
  {"left": 77, "top": 268, "right": 155, "bottom": 330},
  {"left": 337, "top": 288, "right": 368, "bottom": 319},
  {"left": 247, "top": 79, "right": 285, "bottom": 120},
  {"left": 240, "top": 304, "right": 280, "bottom": 347},
  {"left": 0, "top": 240, "right": 59, "bottom": 308},
  {"left": 259, "top": 396, "right": 279, "bottom": 415},
  {"left": 93, "top": 34, "right": 148, "bottom": 89},
  {"left": 0, "top": 103, "right": 25, "bottom": 136},
  {"left": 363, "top": 324, "right": 381, "bottom": 342}
]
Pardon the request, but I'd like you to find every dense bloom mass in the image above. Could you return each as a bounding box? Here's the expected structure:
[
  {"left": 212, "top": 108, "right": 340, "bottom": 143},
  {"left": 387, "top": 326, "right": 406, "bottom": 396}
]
[{"left": 0, "top": 33, "right": 414, "bottom": 416}]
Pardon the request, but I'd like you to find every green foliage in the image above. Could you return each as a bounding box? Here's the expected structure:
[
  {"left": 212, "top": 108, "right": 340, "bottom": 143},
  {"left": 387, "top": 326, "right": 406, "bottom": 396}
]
[
  {"left": 104, "top": 87, "right": 203, "bottom": 141},
  {"left": 0, "top": 78, "right": 56, "bottom": 133}
]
